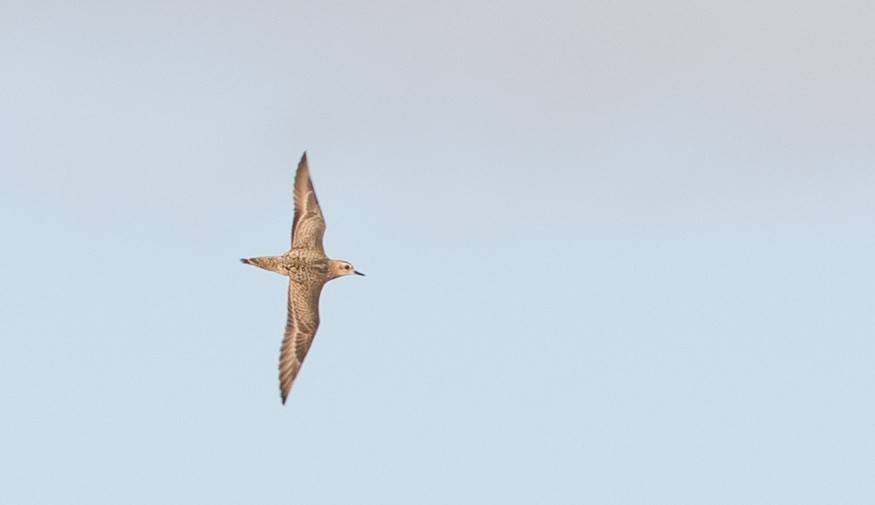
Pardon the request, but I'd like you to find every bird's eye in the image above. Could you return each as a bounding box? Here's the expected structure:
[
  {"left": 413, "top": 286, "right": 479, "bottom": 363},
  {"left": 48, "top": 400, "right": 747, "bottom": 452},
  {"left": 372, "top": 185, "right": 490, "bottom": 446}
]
[{"left": 344, "top": 264, "right": 351, "bottom": 269}]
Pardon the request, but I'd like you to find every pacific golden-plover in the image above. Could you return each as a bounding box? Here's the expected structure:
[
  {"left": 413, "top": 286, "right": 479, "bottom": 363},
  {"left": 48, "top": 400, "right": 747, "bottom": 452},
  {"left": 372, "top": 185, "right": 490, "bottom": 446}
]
[{"left": 241, "top": 152, "right": 363, "bottom": 403}]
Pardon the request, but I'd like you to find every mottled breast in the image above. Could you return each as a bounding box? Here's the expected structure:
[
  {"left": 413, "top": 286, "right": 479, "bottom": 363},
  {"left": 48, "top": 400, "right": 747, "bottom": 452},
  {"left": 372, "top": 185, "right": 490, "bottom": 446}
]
[{"left": 283, "top": 250, "right": 329, "bottom": 283}]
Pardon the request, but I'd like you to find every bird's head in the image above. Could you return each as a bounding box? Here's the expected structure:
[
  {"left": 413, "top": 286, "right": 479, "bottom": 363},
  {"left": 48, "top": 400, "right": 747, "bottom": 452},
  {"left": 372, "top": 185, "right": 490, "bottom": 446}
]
[{"left": 328, "top": 260, "right": 365, "bottom": 279}]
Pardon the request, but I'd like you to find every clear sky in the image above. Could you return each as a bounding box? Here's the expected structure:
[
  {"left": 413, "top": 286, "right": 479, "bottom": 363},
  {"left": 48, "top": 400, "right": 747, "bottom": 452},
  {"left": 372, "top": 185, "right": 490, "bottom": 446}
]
[{"left": 2, "top": 1, "right": 874, "bottom": 503}]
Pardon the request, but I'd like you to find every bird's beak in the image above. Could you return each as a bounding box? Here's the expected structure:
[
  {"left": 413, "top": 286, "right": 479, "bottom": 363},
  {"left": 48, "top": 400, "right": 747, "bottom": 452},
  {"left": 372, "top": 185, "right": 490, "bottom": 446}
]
[{"left": 354, "top": 271, "right": 365, "bottom": 276}]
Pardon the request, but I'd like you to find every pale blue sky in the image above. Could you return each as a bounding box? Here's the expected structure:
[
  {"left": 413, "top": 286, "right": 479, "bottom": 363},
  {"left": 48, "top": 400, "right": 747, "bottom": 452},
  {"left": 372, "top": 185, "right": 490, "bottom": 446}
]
[{"left": 3, "top": 1, "right": 875, "bottom": 503}]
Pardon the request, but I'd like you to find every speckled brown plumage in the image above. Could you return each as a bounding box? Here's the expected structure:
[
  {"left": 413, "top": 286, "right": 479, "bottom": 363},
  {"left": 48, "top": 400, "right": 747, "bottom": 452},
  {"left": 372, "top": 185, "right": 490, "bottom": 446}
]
[{"left": 241, "top": 152, "right": 364, "bottom": 404}]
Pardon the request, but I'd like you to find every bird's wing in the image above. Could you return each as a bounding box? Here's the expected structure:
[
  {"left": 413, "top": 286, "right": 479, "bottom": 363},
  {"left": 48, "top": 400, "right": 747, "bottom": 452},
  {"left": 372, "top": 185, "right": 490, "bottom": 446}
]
[
  {"left": 290, "top": 152, "right": 326, "bottom": 254},
  {"left": 278, "top": 279, "right": 324, "bottom": 403}
]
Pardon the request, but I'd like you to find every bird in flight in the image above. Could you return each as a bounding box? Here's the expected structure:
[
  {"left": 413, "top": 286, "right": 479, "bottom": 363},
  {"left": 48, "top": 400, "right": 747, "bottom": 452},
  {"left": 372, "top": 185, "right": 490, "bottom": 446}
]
[{"left": 241, "top": 152, "right": 364, "bottom": 403}]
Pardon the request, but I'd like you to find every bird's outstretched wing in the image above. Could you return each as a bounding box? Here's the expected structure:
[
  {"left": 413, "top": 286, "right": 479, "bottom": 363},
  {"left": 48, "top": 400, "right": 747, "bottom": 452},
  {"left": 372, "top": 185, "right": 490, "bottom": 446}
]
[
  {"left": 278, "top": 279, "right": 323, "bottom": 403},
  {"left": 290, "top": 152, "right": 326, "bottom": 254}
]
